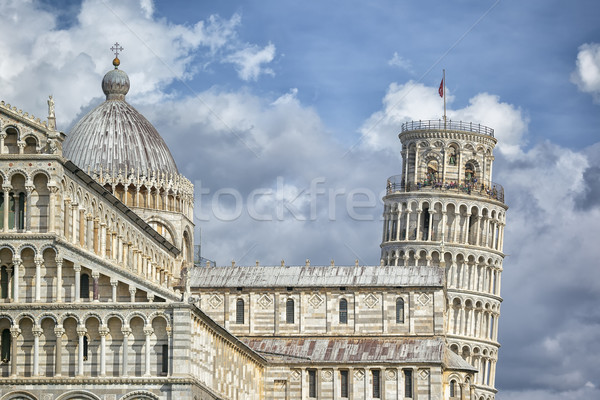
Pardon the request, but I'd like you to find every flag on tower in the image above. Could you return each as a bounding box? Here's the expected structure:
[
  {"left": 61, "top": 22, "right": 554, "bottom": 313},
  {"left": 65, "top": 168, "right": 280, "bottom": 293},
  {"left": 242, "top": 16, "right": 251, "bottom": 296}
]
[{"left": 438, "top": 78, "right": 444, "bottom": 98}]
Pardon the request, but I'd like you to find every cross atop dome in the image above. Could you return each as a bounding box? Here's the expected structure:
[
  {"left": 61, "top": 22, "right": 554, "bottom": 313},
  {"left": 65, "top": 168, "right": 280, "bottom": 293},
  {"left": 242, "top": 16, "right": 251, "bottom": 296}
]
[{"left": 110, "top": 42, "right": 124, "bottom": 68}]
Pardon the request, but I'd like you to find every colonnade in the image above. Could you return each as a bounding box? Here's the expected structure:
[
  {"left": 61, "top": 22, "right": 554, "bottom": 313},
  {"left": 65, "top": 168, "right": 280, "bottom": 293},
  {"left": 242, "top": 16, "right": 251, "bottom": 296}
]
[
  {"left": 0, "top": 252, "right": 155, "bottom": 304},
  {"left": 448, "top": 303, "right": 499, "bottom": 341},
  {"left": 61, "top": 198, "right": 174, "bottom": 288},
  {"left": 89, "top": 167, "right": 194, "bottom": 221},
  {"left": 1, "top": 316, "right": 172, "bottom": 378},
  {"left": 382, "top": 203, "right": 505, "bottom": 252}
]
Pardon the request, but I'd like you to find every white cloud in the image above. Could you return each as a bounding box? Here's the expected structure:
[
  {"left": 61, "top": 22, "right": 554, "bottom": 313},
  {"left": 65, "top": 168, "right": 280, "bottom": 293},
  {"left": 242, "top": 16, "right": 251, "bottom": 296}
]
[
  {"left": 451, "top": 93, "right": 528, "bottom": 160},
  {"left": 388, "top": 52, "right": 412, "bottom": 71},
  {"left": 571, "top": 42, "right": 600, "bottom": 103},
  {"left": 224, "top": 42, "right": 276, "bottom": 81},
  {"left": 358, "top": 82, "right": 527, "bottom": 160}
]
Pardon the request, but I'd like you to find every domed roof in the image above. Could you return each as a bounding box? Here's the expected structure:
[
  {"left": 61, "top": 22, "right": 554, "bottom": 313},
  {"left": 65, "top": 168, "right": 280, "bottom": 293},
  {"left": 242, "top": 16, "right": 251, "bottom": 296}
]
[{"left": 64, "top": 61, "right": 178, "bottom": 175}]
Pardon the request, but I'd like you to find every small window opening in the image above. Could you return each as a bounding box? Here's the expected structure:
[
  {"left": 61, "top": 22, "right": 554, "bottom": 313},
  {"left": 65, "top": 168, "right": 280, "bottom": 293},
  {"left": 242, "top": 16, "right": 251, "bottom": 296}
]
[
  {"left": 286, "top": 298, "right": 295, "bottom": 324},
  {"left": 236, "top": 298, "right": 245, "bottom": 324},
  {"left": 339, "top": 298, "right": 348, "bottom": 324}
]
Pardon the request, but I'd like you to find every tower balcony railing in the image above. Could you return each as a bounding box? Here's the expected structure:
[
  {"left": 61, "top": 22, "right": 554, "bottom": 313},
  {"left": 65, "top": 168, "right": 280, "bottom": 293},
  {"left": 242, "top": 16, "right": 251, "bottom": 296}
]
[
  {"left": 386, "top": 174, "right": 504, "bottom": 203},
  {"left": 401, "top": 119, "right": 494, "bottom": 137}
]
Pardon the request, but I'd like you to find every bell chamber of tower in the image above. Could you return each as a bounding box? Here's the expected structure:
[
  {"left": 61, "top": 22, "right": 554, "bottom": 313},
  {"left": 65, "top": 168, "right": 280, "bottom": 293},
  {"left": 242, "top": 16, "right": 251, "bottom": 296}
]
[{"left": 381, "top": 119, "right": 508, "bottom": 398}]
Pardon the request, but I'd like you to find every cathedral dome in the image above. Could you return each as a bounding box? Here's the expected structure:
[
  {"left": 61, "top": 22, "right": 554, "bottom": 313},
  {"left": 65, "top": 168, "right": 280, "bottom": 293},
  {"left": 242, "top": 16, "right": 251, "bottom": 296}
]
[{"left": 64, "top": 61, "right": 178, "bottom": 175}]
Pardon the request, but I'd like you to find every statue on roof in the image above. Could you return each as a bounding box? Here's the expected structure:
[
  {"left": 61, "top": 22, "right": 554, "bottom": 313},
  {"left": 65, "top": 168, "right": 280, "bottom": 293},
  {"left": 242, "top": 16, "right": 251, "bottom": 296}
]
[{"left": 48, "top": 95, "right": 55, "bottom": 118}]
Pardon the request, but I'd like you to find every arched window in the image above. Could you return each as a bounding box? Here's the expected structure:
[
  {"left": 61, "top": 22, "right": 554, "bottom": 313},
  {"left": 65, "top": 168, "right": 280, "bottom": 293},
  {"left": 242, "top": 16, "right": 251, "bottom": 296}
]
[
  {"left": 396, "top": 298, "right": 405, "bottom": 323},
  {"left": 1, "top": 328, "right": 11, "bottom": 362},
  {"left": 8, "top": 193, "right": 15, "bottom": 229},
  {"left": 17, "top": 193, "right": 25, "bottom": 229},
  {"left": 80, "top": 274, "right": 90, "bottom": 299},
  {"left": 450, "top": 379, "right": 457, "bottom": 397},
  {"left": 0, "top": 192, "right": 4, "bottom": 229},
  {"left": 339, "top": 298, "right": 348, "bottom": 324},
  {"left": 83, "top": 336, "right": 89, "bottom": 361},
  {"left": 1, "top": 266, "right": 9, "bottom": 299},
  {"left": 465, "top": 162, "right": 476, "bottom": 183},
  {"left": 236, "top": 298, "right": 245, "bottom": 324},
  {"left": 372, "top": 369, "right": 381, "bottom": 398},
  {"left": 286, "top": 298, "right": 295, "bottom": 324},
  {"left": 161, "top": 344, "right": 169, "bottom": 375}
]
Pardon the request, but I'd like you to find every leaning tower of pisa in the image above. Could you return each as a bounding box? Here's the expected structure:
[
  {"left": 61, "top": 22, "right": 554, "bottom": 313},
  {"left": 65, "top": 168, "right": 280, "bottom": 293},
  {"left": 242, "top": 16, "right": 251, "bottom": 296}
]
[{"left": 381, "top": 119, "right": 508, "bottom": 399}]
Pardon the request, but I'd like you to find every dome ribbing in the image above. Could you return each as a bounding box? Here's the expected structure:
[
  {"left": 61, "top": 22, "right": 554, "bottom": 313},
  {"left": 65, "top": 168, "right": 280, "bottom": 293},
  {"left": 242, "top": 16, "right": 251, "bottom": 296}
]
[{"left": 64, "top": 63, "right": 178, "bottom": 175}]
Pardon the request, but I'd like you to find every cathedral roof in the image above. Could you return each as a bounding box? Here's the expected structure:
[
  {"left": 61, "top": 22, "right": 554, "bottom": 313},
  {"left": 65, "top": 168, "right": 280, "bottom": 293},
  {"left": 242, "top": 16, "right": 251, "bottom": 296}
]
[
  {"left": 243, "top": 337, "right": 476, "bottom": 371},
  {"left": 189, "top": 265, "right": 443, "bottom": 288},
  {"left": 64, "top": 60, "right": 178, "bottom": 175}
]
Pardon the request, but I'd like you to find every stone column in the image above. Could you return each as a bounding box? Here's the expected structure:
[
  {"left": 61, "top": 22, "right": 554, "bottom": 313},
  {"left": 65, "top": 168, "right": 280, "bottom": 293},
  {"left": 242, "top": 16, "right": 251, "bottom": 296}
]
[
  {"left": 79, "top": 209, "right": 85, "bottom": 246},
  {"left": 34, "top": 257, "right": 43, "bottom": 302},
  {"left": 99, "top": 326, "right": 109, "bottom": 377},
  {"left": 0, "top": 133, "right": 5, "bottom": 154},
  {"left": 110, "top": 279, "right": 118, "bottom": 302},
  {"left": 86, "top": 214, "right": 94, "bottom": 250},
  {"left": 71, "top": 203, "right": 78, "bottom": 244},
  {"left": 475, "top": 216, "right": 482, "bottom": 246},
  {"left": 12, "top": 257, "right": 21, "bottom": 303},
  {"left": 93, "top": 218, "right": 99, "bottom": 254},
  {"left": 166, "top": 326, "right": 173, "bottom": 376},
  {"left": 54, "top": 325, "right": 65, "bottom": 376},
  {"left": 112, "top": 232, "right": 117, "bottom": 260},
  {"left": 10, "top": 327, "right": 20, "bottom": 377},
  {"left": 121, "top": 327, "right": 132, "bottom": 377},
  {"left": 92, "top": 271, "right": 100, "bottom": 302},
  {"left": 452, "top": 213, "right": 460, "bottom": 243},
  {"left": 55, "top": 258, "right": 63, "bottom": 302},
  {"left": 381, "top": 210, "right": 388, "bottom": 242},
  {"left": 117, "top": 235, "right": 123, "bottom": 263},
  {"left": 63, "top": 198, "right": 71, "bottom": 238},
  {"left": 32, "top": 325, "right": 43, "bottom": 376},
  {"left": 414, "top": 148, "right": 419, "bottom": 185},
  {"left": 100, "top": 223, "right": 107, "bottom": 257},
  {"left": 441, "top": 211, "right": 447, "bottom": 242},
  {"left": 48, "top": 186, "right": 58, "bottom": 233},
  {"left": 427, "top": 211, "right": 433, "bottom": 241},
  {"left": 143, "top": 325, "right": 154, "bottom": 376},
  {"left": 129, "top": 286, "right": 137, "bottom": 303},
  {"left": 132, "top": 249, "right": 138, "bottom": 273},
  {"left": 147, "top": 293, "right": 155, "bottom": 303},
  {"left": 17, "top": 141, "right": 25, "bottom": 154},
  {"left": 415, "top": 210, "right": 422, "bottom": 241},
  {"left": 74, "top": 264, "right": 81, "bottom": 303},
  {"left": 76, "top": 325, "right": 87, "bottom": 376},
  {"left": 3, "top": 185, "right": 11, "bottom": 232},
  {"left": 25, "top": 184, "right": 34, "bottom": 232}
]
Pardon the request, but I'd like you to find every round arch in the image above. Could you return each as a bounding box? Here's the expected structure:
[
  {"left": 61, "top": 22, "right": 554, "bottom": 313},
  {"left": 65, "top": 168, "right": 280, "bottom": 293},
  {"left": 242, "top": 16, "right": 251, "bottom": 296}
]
[{"left": 55, "top": 391, "right": 101, "bottom": 400}]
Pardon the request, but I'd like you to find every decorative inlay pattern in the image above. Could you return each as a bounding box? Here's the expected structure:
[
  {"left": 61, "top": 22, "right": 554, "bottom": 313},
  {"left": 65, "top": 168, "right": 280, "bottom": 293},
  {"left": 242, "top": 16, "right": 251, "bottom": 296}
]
[
  {"left": 419, "top": 369, "right": 430, "bottom": 380},
  {"left": 354, "top": 369, "right": 365, "bottom": 380},
  {"left": 309, "top": 293, "right": 324, "bottom": 309},
  {"left": 386, "top": 369, "right": 397, "bottom": 380},
  {"left": 321, "top": 369, "right": 333, "bottom": 381},
  {"left": 290, "top": 369, "right": 301, "bottom": 381},
  {"left": 417, "top": 293, "right": 431, "bottom": 306},
  {"left": 258, "top": 294, "right": 273, "bottom": 309},
  {"left": 364, "top": 293, "right": 379, "bottom": 309},
  {"left": 208, "top": 294, "right": 223, "bottom": 309}
]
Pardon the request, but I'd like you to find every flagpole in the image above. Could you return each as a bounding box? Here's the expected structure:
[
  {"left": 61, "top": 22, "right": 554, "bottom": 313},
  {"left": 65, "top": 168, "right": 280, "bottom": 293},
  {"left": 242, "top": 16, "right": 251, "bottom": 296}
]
[{"left": 443, "top": 69, "right": 446, "bottom": 130}]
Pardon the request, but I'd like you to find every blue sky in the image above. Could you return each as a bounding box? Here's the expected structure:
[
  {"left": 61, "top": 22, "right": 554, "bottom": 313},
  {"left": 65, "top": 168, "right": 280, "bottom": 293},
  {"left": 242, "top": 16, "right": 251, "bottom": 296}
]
[{"left": 2, "top": 1, "right": 600, "bottom": 399}]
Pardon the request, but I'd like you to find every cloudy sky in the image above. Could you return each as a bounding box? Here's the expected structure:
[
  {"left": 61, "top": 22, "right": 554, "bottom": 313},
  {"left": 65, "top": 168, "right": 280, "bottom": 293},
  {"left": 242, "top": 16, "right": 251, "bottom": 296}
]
[{"left": 2, "top": 0, "right": 600, "bottom": 398}]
